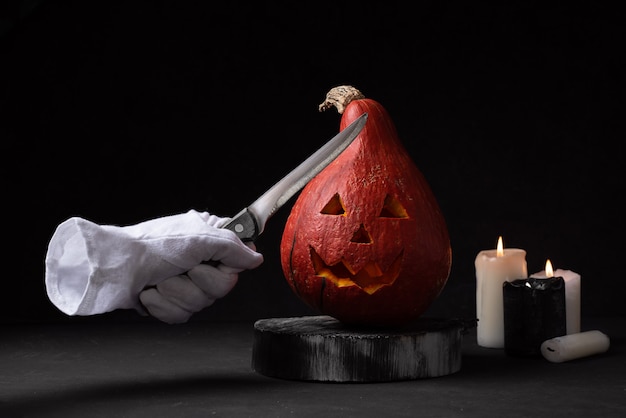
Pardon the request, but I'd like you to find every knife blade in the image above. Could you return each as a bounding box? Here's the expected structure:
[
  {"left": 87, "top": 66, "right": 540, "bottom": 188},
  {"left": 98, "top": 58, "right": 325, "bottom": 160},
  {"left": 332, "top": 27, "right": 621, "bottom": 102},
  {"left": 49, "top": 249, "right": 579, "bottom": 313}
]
[{"left": 221, "top": 112, "right": 368, "bottom": 242}]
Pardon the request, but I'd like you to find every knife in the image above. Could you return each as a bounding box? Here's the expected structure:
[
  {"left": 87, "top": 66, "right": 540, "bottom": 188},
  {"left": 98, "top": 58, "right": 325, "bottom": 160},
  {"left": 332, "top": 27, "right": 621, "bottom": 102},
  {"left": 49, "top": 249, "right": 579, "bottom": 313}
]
[{"left": 221, "top": 112, "right": 368, "bottom": 242}]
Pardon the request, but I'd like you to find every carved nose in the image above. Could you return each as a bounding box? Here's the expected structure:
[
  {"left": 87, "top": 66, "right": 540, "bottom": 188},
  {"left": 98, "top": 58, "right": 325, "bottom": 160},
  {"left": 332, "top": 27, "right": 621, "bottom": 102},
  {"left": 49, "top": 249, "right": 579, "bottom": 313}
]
[{"left": 351, "top": 224, "right": 372, "bottom": 244}]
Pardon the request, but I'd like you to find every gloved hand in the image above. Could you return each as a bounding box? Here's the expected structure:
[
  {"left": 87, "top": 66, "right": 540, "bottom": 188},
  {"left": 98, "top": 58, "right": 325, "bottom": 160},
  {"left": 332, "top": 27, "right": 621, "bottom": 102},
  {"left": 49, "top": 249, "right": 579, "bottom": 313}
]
[
  {"left": 45, "top": 210, "right": 263, "bottom": 318},
  {"left": 139, "top": 262, "right": 245, "bottom": 324}
]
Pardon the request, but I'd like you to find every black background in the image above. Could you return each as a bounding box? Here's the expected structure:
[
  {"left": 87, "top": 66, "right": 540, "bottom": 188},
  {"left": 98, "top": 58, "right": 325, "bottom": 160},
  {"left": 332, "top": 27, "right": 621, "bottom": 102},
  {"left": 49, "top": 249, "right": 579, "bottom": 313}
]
[{"left": 1, "top": 1, "right": 623, "bottom": 323}]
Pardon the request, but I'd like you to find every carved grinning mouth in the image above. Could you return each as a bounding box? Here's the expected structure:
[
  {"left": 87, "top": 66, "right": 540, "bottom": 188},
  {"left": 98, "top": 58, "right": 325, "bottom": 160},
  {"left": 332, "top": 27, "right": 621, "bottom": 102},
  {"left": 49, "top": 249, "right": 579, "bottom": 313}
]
[{"left": 310, "top": 247, "right": 403, "bottom": 295}]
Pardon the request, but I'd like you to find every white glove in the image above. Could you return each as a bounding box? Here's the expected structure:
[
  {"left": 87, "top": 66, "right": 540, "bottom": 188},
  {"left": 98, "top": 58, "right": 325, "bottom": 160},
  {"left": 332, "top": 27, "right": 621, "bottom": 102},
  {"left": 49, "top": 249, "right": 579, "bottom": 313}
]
[
  {"left": 139, "top": 263, "right": 243, "bottom": 324},
  {"left": 45, "top": 210, "right": 263, "bottom": 318}
]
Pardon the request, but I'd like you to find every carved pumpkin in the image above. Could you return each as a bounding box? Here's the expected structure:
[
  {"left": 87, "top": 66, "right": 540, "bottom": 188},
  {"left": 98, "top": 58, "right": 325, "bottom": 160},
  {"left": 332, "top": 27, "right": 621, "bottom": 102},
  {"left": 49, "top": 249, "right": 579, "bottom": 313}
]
[{"left": 280, "top": 86, "right": 452, "bottom": 326}]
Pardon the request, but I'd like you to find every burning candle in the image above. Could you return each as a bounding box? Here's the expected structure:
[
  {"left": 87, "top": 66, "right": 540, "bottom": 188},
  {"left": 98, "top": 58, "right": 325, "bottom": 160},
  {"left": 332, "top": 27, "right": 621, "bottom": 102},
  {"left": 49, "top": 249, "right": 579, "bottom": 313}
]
[
  {"left": 530, "top": 259, "right": 581, "bottom": 334},
  {"left": 541, "top": 330, "right": 610, "bottom": 363},
  {"left": 475, "top": 236, "right": 528, "bottom": 348}
]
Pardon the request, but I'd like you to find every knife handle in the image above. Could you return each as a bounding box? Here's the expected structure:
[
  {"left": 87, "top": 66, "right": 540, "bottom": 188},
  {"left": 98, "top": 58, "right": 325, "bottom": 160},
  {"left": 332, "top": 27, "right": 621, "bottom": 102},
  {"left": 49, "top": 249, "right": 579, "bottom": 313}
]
[{"left": 220, "top": 208, "right": 259, "bottom": 242}]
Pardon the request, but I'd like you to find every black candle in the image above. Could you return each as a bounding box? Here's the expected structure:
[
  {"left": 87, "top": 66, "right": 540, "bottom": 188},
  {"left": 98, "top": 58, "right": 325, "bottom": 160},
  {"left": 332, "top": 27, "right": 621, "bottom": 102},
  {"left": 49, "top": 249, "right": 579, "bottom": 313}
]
[{"left": 503, "top": 277, "right": 567, "bottom": 357}]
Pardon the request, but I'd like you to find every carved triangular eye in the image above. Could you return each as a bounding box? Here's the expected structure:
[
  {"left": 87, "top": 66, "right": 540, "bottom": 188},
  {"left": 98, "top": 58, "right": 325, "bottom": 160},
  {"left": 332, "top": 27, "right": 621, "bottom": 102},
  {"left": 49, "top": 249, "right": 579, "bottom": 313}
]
[
  {"left": 351, "top": 224, "right": 372, "bottom": 244},
  {"left": 378, "top": 194, "right": 408, "bottom": 218},
  {"left": 320, "top": 193, "right": 345, "bottom": 215}
]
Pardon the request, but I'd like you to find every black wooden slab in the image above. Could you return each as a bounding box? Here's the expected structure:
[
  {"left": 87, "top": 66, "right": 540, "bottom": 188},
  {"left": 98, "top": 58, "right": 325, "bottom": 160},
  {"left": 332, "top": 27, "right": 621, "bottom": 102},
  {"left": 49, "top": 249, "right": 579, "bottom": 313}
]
[{"left": 252, "top": 315, "right": 476, "bottom": 382}]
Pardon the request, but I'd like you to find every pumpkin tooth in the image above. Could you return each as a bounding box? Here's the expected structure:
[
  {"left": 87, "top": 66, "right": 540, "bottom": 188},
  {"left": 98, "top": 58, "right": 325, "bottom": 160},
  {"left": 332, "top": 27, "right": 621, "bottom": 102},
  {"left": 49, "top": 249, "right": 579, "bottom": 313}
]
[{"left": 309, "top": 247, "right": 403, "bottom": 294}]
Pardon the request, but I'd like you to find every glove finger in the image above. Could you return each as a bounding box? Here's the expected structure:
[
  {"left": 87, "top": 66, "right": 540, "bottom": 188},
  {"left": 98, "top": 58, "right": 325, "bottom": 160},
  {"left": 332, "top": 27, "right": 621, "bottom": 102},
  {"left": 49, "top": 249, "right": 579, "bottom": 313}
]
[
  {"left": 217, "top": 264, "right": 242, "bottom": 275},
  {"left": 200, "top": 229, "right": 264, "bottom": 269},
  {"left": 187, "top": 264, "right": 239, "bottom": 300},
  {"left": 166, "top": 228, "right": 263, "bottom": 271},
  {"left": 156, "top": 274, "right": 215, "bottom": 313},
  {"left": 196, "top": 211, "right": 231, "bottom": 228},
  {"left": 139, "top": 287, "right": 193, "bottom": 324},
  {"left": 212, "top": 216, "right": 231, "bottom": 228}
]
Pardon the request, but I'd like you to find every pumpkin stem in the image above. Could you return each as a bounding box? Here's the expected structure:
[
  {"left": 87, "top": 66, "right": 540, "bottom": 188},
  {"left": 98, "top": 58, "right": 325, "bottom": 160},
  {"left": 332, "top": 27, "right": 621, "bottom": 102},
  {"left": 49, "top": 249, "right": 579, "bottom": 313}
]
[{"left": 318, "top": 85, "right": 365, "bottom": 114}]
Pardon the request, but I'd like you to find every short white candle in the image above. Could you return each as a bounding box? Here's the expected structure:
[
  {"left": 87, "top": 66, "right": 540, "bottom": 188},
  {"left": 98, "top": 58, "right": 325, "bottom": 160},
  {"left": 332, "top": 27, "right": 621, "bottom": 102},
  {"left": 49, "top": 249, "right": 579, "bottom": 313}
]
[
  {"left": 475, "top": 236, "right": 528, "bottom": 348},
  {"left": 541, "top": 330, "right": 610, "bottom": 363},
  {"left": 530, "top": 259, "right": 581, "bottom": 334}
]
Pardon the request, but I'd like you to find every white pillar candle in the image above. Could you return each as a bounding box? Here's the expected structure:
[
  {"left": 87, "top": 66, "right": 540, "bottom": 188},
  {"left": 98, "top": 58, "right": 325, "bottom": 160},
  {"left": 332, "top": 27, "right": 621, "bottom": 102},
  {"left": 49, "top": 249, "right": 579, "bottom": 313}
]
[
  {"left": 475, "top": 236, "right": 528, "bottom": 348},
  {"left": 541, "top": 330, "right": 610, "bottom": 363},
  {"left": 530, "top": 260, "right": 581, "bottom": 334}
]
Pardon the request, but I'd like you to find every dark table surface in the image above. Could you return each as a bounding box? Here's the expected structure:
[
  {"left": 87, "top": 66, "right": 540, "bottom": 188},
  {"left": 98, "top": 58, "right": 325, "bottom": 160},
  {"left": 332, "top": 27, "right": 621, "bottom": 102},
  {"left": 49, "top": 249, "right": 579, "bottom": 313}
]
[{"left": 1, "top": 315, "right": 624, "bottom": 418}]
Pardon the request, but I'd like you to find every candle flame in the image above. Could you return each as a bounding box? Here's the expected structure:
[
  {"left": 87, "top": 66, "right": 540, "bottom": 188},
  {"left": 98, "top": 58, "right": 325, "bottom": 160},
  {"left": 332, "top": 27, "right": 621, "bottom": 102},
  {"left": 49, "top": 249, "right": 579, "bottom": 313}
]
[
  {"left": 496, "top": 236, "right": 504, "bottom": 257},
  {"left": 545, "top": 259, "right": 554, "bottom": 277}
]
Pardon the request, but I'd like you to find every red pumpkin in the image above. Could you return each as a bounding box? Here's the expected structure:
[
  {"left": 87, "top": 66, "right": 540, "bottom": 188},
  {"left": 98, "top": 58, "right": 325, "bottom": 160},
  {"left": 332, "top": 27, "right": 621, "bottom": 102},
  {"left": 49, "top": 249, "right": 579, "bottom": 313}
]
[{"left": 280, "top": 86, "right": 452, "bottom": 326}]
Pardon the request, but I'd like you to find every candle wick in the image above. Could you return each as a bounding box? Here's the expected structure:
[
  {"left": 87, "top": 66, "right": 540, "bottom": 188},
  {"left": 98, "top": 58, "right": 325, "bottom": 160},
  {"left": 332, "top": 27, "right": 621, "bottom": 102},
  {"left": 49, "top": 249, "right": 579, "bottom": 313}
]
[{"left": 546, "top": 347, "right": 555, "bottom": 352}]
